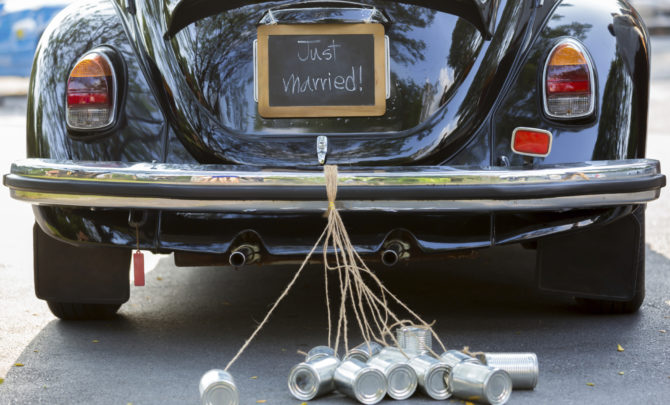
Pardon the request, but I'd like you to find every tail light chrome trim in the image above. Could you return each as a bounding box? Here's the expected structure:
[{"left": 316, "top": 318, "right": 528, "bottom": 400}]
[
  {"left": 66, "top": 46, "right": 126, "bottom": 136},
  {"left": 542, "top": 38, "right": 596, "bottom": 120}
]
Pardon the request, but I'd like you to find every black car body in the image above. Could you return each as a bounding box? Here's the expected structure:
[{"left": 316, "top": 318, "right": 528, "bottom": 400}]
[{"left": 3, "top": 0, "right": 665, "bottom": 319}]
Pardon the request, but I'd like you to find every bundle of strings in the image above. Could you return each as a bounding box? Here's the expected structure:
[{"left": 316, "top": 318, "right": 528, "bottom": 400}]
[{"left": 224, "top": 165, "right": 445, "bottom": 372}]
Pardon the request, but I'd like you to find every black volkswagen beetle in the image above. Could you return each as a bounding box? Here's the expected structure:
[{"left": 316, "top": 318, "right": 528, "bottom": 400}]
[{"left": 3, "top": 0, "right": 665, "bottom": 319}]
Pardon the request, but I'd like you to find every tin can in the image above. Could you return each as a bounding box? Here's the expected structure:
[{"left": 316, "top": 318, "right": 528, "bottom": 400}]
[
  {"left": 407, "top": 354, "right": 452, "bottom": 400},
  {"left": 288, "top": 355, "right": 341, "bottom": 401},
  {"left": 199, "top": 369, "right": 239, "bottom": 405},
  {"left": 306, "top": 346, "right": 337, "bottom": 362},
  {"left": 439, "top": 350, "right": 482, "bottom": 368},
  {"left": 368, "top": 354, "right": 418, "bottom": 400},
  {"left": 396, "top": 326, "right": 432, "bottom": 356},
  {"left": 344, "top": 341, "right": 383, "bottom": 363},
  {"left": 377, "top": 346, "right": 411, "bottom": 363},
  {"left": 334, "top": 358, "right": 388, "bottom": 405},
  {"left": 477, "top": 353, "right": 538, "bottom": 390},
  {"left": 449, "top": 362, "right": 512, "bottom": 405}
]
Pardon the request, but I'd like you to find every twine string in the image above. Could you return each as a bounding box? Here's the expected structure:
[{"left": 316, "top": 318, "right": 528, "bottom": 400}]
[{"left": 224, "top": 165, "right": 446, "bottom": 372}]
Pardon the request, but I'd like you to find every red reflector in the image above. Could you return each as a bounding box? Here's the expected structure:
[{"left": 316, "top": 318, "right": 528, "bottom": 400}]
[
  {"left": 547, "top": 80, "right": 590, "bottom": 94},
  {"left": 512, "top": 128, "right": 552, "bottom": 157},
  {"left": 67, "top": 93, "right": 110, "bottom": 106}
]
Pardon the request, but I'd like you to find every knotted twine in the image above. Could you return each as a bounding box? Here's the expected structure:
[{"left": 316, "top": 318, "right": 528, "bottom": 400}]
[{"left": 224, "top": 165, "right": 445, "bottom": 372}]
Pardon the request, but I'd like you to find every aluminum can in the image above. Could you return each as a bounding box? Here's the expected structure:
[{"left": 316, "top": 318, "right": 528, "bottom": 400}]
[
  {"left": 478, "top": 353, "right": 539, "bottom": 390},
  {"left": 449, "top": 362, "right": 512, "bottom": 405},
  {"left": 377, "top": 346, "right": 411, "bottom": 363},
  {"left": 368, "top": 354, "right": 418, "bottom": 400},
  {"left": 288, "top": 355, "right": 341, "bottom": 400},
  {"left": 334, "top": 358, "right": 387, "bottom": 404},
  {"left": 199, "top": 369, "right": 238, "bottom": 405},
  {"left": 407, "top": 354, "right": 452, "bottom": 400},
  {"left": 396, "top": 326, "right": 432, "bottom": 356},
  {"left": 306, "top": 346, "right": 337, "bottom": 362},
  {"left": 344, "top": 341, "right": 383, "bottom": 363},
  {"left": 439, "top": 350, "right": 482, "bottom": 368}
]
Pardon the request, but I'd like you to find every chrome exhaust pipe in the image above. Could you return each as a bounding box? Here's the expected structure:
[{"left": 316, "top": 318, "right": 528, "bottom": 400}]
[
  {"left": 229, "top": 245, "right": 260, "bottom": 268},
  {"left": 381, "top": 241, "right": 408, "bottom": 267}
]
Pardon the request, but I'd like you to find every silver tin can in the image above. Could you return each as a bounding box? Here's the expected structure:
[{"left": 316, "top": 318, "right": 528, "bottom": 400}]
[
  {"left": 396, "top": 326, "right": 432, "bottom": 356},
  {"left": 334, "top": 358, "right": 388, "bottom": 405},
  {"left": 306, "top": 346, "right": 337, "bottom": 362},
  {"left": 449, "top": 362, "right": 512, "bottom": 405},
  {"left": 407, "top": 354, "right": 452, "bottom": 400},
  {"left": 478, "top": 353, "right": 539, "bottom": 390},
  {"left": 344, "top": 341, "right": 383, "bottom": 363},
  {"left": 288, "top": 355, "right": 341, "bottom": 401},
  {"left": 377, "top": 346, "right": 411, "bottom": 363},
  {"left": 439, "top": 350, "right": 482, "bottom": 368},
  {"left": 368, "top": 354, "right": 418, "bottom": 400},
  {"left": 199, "top": 369, "right": 239, "bottom": 405}
]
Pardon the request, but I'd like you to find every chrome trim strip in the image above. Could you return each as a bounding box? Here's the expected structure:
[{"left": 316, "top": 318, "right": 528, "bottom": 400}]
[
  {"left": 8, "top": 159, "right": 660, "bottom": 187},
  {"left": 385, "top": 35, "right": 391, "bottom": 99},
  {"left": 5, "top": 159, "right": 663, "bottom": 211},
  {"left": 253, "top": 39, "right": 259, "bottom": 103},
  {"left": 8, "top": 190, "right": 661, "bottom": 212}
]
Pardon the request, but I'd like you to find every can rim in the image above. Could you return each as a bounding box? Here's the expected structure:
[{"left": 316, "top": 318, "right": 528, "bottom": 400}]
[
  {"left": 424, "top": 363, "right": 452, "bottom": 400},
  {"left": 483, "top": 369, "right": 513, "bottom": 405},
  {"left": 386, "top": 363, "right": 418, "bottom": 400},
  {"left": 353, "top": 367, "right": 387, "bottom": 404},
  {"left": 288, "top": 363, "right": 320, "bottom": 401}
]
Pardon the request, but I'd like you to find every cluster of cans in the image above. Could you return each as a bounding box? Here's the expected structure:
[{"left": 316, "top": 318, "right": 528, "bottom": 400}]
[
  {"left": 287, "top": 326, "right": 539, "bottom": 405},
  {"left": 198, "top": 326, "right": 539, "bottom": 405}
]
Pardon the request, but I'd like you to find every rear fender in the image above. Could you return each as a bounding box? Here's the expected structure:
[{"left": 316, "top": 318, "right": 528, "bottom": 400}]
[
  {"left": 492, "top": 0, "right": 650, "bottom": 166},
  {"left": 27, "top": 0, "right": 165, "bottom": 162}
]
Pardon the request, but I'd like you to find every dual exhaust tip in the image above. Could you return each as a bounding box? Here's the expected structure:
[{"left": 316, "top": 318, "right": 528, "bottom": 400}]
[{"left": 228, "top": 240, "right": 409, "bottom": 268}]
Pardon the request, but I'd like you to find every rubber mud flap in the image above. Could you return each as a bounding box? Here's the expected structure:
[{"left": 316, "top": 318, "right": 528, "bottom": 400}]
[
  {"left": 537, "top": 208, "right": 642, "bottom": 301},
  {"left": 34, "top": 223, "right": 131, "bottom": 304}
]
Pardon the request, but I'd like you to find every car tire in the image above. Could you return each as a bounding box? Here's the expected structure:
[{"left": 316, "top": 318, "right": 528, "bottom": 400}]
[
  {"left": 47, "top": 302, "right": 121, "bottom": 320},
  {"left": 574, "top": 208, "right": 645, "bottom": 314}
]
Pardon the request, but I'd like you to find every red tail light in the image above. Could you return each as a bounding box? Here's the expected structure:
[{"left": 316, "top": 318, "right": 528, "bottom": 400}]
[
  {"left": 543, "top": 39, "right": 595, "bottom": 119},
  {"left": 512, "top": 128, "right": 553, "bottom": 157},
  {"left": 66, "top": 52, "right": 116, "bottom": 130}
]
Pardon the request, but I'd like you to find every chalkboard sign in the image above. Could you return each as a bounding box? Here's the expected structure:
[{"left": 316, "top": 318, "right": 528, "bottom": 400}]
[{"left": 256, "top": 24, "right": 386, "bottom": 118}]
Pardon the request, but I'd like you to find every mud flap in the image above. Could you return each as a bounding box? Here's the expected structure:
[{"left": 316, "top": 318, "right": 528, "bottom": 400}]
[
  {"left": 34, "top": 223, "right": 131, "bottom": 304},
  {"left": 537, "top": 207, "right": 643, "bottom": 301}
]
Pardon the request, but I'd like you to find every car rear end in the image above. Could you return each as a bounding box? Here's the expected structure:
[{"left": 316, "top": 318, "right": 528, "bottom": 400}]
[{"left": 3, "top": 0, "right": 665, "bottom": 318}]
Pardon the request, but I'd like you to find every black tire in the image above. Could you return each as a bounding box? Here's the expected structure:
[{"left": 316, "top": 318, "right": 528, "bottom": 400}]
[
  {"left": 575, "top": 208, "right": 646, "bottom": 314},
  {"left": 47, "top": 302, "right": 121, "bottom": 320}
]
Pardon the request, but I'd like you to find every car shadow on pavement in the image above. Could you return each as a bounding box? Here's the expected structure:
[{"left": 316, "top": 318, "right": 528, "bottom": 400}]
[{"left": 1, "top": 244, "right": 667, "bottom": 404}]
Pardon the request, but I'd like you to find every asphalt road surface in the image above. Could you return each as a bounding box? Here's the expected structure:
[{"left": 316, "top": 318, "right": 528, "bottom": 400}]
[{"left": 1, "top": 38, "right": 669, "bottom": 405}]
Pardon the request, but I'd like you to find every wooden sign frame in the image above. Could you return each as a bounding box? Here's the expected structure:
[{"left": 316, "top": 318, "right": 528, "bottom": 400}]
[{"left": 256, "top": 23, "right": 387, "bottom": 118}]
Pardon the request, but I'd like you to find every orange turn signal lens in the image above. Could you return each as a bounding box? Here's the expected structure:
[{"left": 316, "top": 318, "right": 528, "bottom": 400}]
[
  {"left": 512, "top": 128, "right": 553, "bottom": 157},
  {"left": 548, "top": 43, "right": 588, "bottom": 66},
  {"left": 69, "top": 54, "right": 113, "bottom": 78}
]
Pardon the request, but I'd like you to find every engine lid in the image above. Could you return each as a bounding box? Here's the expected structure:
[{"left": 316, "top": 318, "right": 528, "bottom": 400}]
[{"left": 120, "top": 0, "right": 534, "bottom": 166}]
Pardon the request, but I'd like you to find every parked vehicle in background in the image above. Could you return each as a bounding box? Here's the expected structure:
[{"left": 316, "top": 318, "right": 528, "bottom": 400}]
[
  {"left": 631, "top": 0, "right": 670, "bottom": 33},
  {"left": 0, "top": 0, "right": 70, "bottom": 77},
  {"left": 2, "top": 0, "right": 666, "bottom": 320}
]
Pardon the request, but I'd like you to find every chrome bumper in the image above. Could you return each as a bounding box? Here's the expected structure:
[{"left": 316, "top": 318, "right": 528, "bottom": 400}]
[{"left": 3, "top": 159, "right": 665, "bottom": 212}]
